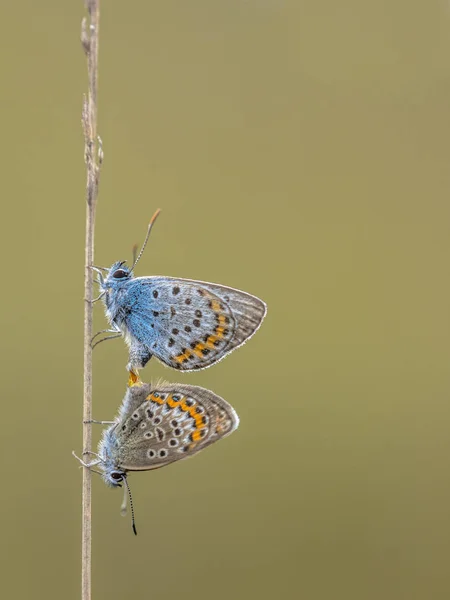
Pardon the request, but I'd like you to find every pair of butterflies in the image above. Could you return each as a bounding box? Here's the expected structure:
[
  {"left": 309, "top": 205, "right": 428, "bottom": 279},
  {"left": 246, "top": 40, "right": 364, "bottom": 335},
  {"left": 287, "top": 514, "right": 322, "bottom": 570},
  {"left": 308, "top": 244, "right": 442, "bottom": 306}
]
[{"left": 76, "top": 210, "right": 266, "bottom": 533}]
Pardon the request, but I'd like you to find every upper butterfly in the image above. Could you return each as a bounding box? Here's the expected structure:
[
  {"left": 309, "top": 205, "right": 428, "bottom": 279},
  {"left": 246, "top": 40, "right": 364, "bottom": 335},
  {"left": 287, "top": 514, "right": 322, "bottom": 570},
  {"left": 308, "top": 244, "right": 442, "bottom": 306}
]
[{"left": 93, "top": 209, "right": 267, "bottom": 374}]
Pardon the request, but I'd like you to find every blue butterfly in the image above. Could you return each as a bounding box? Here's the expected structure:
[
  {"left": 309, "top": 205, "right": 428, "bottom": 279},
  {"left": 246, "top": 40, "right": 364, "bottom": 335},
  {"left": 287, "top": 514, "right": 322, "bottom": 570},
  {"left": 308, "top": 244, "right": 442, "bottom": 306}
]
[{"left": 93, "top": 210, "right": 267, "bottom": 375}]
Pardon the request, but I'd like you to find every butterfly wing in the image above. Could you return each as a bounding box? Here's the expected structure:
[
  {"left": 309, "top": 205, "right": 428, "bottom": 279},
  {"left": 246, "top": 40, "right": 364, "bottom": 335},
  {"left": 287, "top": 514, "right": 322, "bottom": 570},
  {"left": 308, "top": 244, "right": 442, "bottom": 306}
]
[
  {"left": 115, "top": 381, "right": 152, "bottom": 422},
  {"left": 112, "top": 382, "right": 239, "bottom": 471},
  {"left": 124, "top": 276, "right": 266, "bottom": 371}
]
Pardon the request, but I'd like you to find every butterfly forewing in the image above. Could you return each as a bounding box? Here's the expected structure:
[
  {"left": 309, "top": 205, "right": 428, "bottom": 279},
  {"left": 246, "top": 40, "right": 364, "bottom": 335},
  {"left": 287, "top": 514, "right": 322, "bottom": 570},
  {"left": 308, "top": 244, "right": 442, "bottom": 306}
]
[
  {"left": 125, "top": 277, "right": 266, "bottom": 371},
  {"left": 113, "top": 383, "right": 239, "bottom": 471}
]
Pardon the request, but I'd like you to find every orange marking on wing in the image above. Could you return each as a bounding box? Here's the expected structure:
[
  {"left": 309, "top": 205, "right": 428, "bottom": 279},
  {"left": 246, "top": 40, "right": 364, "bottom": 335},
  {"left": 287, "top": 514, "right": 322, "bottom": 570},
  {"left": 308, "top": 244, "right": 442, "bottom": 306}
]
[
  {"left": 186, "top": 405, "right": 206, "bottom": 430},
  {"left": 149, "top": 393, "right": 164, "bottom": 404},
  {"left": 188, "top": 405, "right": 198, "bottom": 419},
  {"left": 192, "top": 342, "right": 206, "bottom": 358},
  {"left": 217, "top": 314, "right": 227, "bottom": 325},
  {"left": 191, "top": 430, "right": 202, "bottom": 442},
  {"left": 206, "top": 335, "right": 218, "bottom": 349},
  {"left": 215, "top": 326, "right": 225, "bottom": 337},
  {"left": 195, "top": 415, "right": 205, "bottom": 429},
  {"left": 210, "top": 300, "right": 221, "bottom": 312},
  {"left": 180, "top": 400, "right": 190, "bottom": 412},
  {"left": 174, "top": 349, "right": 192, "bottom": 364},
  {"left": 167, "top": 395, "right": 182, "bottom": 408}
]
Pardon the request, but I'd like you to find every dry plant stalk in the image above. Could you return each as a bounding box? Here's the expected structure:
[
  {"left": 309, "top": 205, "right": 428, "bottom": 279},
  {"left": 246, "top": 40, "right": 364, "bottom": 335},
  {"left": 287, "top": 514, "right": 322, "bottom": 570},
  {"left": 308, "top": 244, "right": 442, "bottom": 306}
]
[{"left": 81, "top": 1, "right": 102, "bottom": 599}]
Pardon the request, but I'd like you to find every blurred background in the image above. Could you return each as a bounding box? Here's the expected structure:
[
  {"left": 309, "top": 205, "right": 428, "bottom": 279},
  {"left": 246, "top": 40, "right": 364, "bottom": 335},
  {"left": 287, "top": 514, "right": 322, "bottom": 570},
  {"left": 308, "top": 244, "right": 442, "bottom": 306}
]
[{"left": 1, "top": 1, "right": 450, "bottom": 598}]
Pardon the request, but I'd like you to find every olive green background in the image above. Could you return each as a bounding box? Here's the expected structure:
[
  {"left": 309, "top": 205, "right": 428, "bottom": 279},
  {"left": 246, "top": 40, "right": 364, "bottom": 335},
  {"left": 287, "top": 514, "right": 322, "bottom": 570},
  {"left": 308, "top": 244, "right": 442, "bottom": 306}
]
[{"left": 1, "top": 1, "right": 450, "bottom": 599}]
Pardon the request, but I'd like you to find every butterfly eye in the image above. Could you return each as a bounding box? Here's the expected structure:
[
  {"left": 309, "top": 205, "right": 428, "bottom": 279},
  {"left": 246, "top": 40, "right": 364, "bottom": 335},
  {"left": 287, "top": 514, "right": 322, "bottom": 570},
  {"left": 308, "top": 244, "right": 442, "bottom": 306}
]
[
  {"left": 111, "top": 472, "right": 123, "bottom": 481},
  {"left": 112, "top": 269, "right": 128, "bottom": 279}
]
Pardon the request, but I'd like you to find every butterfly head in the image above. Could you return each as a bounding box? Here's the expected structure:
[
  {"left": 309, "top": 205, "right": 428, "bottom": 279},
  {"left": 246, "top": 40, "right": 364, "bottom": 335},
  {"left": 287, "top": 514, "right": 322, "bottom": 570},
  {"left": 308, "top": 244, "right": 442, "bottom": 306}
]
[
  {"left": 103, "top": 261, "right": 134, "bottom": 288},
  {"left": 102, "top": 465, "right": 127, "bottom": 488}
]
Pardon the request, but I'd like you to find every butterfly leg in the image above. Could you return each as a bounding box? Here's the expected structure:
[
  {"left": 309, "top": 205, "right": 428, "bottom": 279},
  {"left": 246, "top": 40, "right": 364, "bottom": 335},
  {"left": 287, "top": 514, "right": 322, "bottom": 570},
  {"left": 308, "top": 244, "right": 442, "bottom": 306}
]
[
  {"left": 91, "top": 291, "right": 106, "bottom": 303},
  {"left": 72, "top": 450, "right": 102, "bottom": 469},
  {"left": 91, "top": 328, "right": 120, "bottom": 343},
  {"left": 91, "top": 326, "right": 123, "bottom": 349},
  {"left": 90, "top": 266, "right": 106, "bottom": 283},
  {"left": 83, "top": 419, "right": 116, "bottom": 425},
  {"left": 92, "top": 334, "right": 123, "bottom": 349},
  {"left": 83, "top": 450, "right": 104, "bottom": 461}
]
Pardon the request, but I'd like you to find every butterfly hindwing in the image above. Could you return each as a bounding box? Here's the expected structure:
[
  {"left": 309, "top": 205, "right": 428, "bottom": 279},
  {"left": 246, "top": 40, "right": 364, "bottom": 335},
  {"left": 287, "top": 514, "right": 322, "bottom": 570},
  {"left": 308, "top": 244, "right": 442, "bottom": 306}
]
[
  {"left": 124, "top": 277, "right": 266, "bottom": 371},
  {"left": 112, "top": 382, "right": 239, "bottom": 471}
]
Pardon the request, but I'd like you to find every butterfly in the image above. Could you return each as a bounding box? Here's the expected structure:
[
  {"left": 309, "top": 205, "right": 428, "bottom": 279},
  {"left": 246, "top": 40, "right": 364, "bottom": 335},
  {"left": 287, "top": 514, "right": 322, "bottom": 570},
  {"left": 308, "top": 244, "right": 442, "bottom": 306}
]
[
  {"left": 93, "top": 210, "right": 267, "bottom": 375},
  {"left": 73, "top": 381, "right": 239, "bottom": 534}
]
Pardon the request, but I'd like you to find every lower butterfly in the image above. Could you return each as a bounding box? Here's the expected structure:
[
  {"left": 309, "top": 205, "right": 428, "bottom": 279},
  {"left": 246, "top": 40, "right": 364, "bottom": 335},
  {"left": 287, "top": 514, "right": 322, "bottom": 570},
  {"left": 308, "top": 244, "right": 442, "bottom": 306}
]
[{"left": 73, "top": 381, "right": 239, "bottom": 534}]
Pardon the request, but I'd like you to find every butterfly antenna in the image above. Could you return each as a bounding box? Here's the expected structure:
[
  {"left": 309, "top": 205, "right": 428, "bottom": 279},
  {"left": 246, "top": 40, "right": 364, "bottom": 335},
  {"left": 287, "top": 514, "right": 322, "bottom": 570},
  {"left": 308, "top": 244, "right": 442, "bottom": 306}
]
[
  {"left": 121, "top": 476, "right": 138, "bottom": 535},
  {"left": 131, "top": 243, "right": 139, "bottom": 268},
  {"left": 130, "top": 208, "right": 161, "bottom": 272}
]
